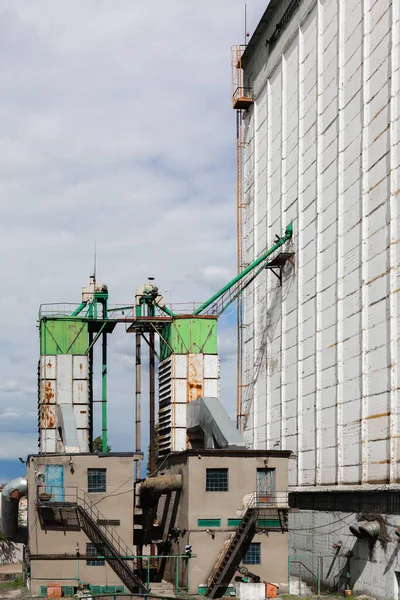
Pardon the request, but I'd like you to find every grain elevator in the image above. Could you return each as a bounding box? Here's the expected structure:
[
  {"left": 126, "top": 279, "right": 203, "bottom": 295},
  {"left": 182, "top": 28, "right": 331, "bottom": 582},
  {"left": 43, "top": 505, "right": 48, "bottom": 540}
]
[{"left": 235, "top": 0, "right": 400, "bottom": 597}]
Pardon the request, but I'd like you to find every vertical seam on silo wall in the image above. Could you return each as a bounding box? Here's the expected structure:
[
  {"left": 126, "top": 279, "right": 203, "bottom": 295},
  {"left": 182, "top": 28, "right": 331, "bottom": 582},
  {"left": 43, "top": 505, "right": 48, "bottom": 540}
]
[
  {"left": 389, "top": 0, "right": 400, "bottom": 483},
  {"left": 266, "top": 78, "right": 273, "bottom": 450},
  {"left": 361, "top": 0, "right": 370, "bottom": 485},
  {"left": 296, "top": 24, "right": 305, "bottom": 486},
  {"left": 281, "top": 51, "right": 288, "bottom": 451},
  {"left": 336, "top": 0, "right": 345, "bottom": 485},
  {"left": 254, "top": 97, "right": 260, "bottom": 448},
  {"left": 315, "top": 0, "right": 323, "bottom": 486}
]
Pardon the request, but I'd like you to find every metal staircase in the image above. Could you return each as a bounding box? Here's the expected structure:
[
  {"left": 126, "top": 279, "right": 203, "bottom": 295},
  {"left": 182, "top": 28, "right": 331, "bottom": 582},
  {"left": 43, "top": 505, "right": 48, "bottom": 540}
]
[
  {"left": 205, "top": 507, "right": 259, "bottom": 599},
  {"left": 36, "top": 489, "right": 148, "bottom": 594}
]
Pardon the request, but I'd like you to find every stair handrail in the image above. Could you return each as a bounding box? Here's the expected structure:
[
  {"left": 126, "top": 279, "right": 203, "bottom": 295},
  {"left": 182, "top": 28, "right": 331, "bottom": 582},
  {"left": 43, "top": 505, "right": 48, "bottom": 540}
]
[
  {"left": 76, "top": 488, "right": 135, "bottom": 568},
  {"left": 246, "top": 491, "right": 289, "bottom": 509},
  {"left": 206, "top": 506, "right": 259, "bottom": 597}
]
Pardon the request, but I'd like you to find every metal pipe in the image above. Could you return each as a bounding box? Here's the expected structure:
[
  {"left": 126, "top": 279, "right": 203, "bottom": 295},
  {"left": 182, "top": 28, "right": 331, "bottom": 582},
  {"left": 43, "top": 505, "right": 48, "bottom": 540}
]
[
  {"left": 135, "top": 332, "right": 141, "bottom": 481},
  {"left": 149, "top": 330, "right": 156, "bottom": 475},
  {"left": 102, "top": 331, "right": 107, "bottom": 452},
  {"left": 1, "top": 477, "right": 28, "bottom": 543},
  {"left": 89, "top": 330, "right": 94, "bottom": 451},
  {"left": 193, "top": 222, "right": 293, "bottom": 315},
  {"left": 71, "top": 301, "right": 87, "bottom": 317}
]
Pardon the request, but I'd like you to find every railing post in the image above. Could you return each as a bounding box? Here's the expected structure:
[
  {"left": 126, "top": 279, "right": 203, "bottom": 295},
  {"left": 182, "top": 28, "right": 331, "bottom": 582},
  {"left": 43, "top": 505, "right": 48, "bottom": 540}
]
[
  {"left": 288, "top": 556, "right": 291, "bottom": 595},
  {"left": 175, "top": 556, "right": 179, "bottom": 594},
  {"left": 147, "top": 556, "right": 151, "bottom": 588},
  {"left": 317, "top": 555, "right": 321, "bottom": 596}
]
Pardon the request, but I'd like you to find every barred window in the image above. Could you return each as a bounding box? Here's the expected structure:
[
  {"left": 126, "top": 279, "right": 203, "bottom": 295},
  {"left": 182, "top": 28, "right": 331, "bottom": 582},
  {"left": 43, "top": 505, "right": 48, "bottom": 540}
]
[
  {"left": 206, "top": 468, "right": 228, "bottom": 492},
  {"left": 88, "top": 468, "right": 106, "bottom": 493},
  {"left": 243, "top": 543, "right": 261, "bottom": 565},
  {"left": 86, "top": 543, "right": 105, "bottom": 566}
]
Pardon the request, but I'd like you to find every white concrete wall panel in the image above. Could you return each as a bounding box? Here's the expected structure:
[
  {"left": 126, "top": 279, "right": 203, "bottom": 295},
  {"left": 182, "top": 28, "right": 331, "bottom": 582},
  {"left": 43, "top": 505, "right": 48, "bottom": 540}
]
[
  {"left": 243, "top": 0, "right": 400, "bottom": 487},
  {"left": 289, "top": 510, "right": 400, "bottom": 599}
]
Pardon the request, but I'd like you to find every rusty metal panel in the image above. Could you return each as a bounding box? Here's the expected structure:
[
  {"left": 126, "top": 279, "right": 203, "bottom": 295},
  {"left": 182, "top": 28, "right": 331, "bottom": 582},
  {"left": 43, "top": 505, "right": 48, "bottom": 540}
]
[
  {"left": 173, "top": 403, "right": 187, "bottom": 428},
  {"left": 72, "top": 356, "right": 88, "bottom": 380},
  {"left": 187, "top": 354, "right": 204, "bottom": 403},
  {"left": 40, "top": 405, "right": 56, "bottom": 429},
  {"left": 73, "top": 405, "right": 89, "bottom": 429},
  {"left": 174, "top": 354, "right": 187, "bottom": 379},
  {"left": 56, "top": 355, "right": 73, "bottom": 405},
  {"left": 40, "top": 356, "right": 56, "bottom": 380},
  {"left": 40, "top": 379, "right": 56, "bottom": 405},
  {"left": 173, "top": 428, "right": 187, "bottom": 452},
  {"left": 203, "top": 380, "right": 219, "bottom": 398},
  {"left": 204, "top": 354, "right": 219, "bottom": 379},
  {"left": 40, "top": 429, "right": 56, "bottom": 453},
  {"left": 72, "top": 380, "right": 88, "bottom": 405},
  {"left": 174, "top": 379, "right": 187, "bottom": 404},
  {"left": 76, "top": 430, "right": 89, "bottom": 452}
]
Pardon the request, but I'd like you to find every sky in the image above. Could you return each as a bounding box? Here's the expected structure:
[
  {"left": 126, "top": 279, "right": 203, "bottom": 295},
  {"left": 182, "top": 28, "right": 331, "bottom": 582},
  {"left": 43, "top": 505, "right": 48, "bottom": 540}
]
[{"left": 0, "top": 0, "right": 267, "bottom": 482}]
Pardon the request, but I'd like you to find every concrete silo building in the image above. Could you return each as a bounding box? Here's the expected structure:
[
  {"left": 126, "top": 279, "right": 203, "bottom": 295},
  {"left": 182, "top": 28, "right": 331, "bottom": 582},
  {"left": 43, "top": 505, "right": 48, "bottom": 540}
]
[{"left": 237, "top": 0, "right": 400, "bottom": 596}]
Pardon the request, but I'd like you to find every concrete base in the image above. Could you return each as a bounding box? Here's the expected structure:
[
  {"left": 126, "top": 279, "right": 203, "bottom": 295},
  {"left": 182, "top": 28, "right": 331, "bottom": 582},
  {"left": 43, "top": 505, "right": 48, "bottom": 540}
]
[{"left": 235, "top": 582, "right": 265, "bottom": 600}]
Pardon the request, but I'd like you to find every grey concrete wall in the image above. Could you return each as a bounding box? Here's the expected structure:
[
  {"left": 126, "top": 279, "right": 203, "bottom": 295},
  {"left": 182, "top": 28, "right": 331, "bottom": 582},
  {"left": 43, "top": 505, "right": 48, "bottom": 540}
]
[
  {"left": 242, "top": 0, "right": 400, "bottom": 488},
  {"left": 162, "top": 452, "right": 289, "bottom": 593},
  {"left": 289, "top": 509, "right": 400, "bottom": 600},
  {"left": 27, "top": 454, "right": 135, "bottom": 594}
]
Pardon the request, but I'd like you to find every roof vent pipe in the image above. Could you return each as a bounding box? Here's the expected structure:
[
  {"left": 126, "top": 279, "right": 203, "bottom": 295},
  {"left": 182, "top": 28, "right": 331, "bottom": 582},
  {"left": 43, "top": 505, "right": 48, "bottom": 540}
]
[
  {"left": 349, "top": 522, "right": 368, "bottom": 538},
  {"left": 1, "top": 477, "right": 28, "bottom": 544},
  {"left": 358, "top": 521, "right": 380, "bottom": 540}
]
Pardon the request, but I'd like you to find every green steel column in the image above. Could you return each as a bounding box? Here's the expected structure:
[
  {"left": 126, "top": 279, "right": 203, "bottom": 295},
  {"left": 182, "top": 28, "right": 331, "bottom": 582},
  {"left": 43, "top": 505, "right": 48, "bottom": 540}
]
[
  {"left": 102, "top": 332, "right": 107, "bottom": 452},
  {"left": 89, "top": 330, "right": 94, "bottom": 450},
  {"left": 135, "top": 333, "right": 141, "bottom": 481},
  {"left": 175, "top": 557, "right": 179, "bottom": 595},
  {"left": 288, "top": 557, "right": 291, "bottom": 595},
  {"left": 71, "top": 301, "right": 87, "bottom": 317}
]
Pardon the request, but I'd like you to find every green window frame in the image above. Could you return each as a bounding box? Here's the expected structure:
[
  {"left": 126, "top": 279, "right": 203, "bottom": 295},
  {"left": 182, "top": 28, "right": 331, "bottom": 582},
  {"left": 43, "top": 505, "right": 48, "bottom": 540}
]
[
  {"left": 243, "top": 542, "right": 261, "bottom": 565},
  {"left": 206, "top": 468, "right": 228, "bottom": 492},
  {"left": 88, "top": 468, "right": 106, "bottom": 493}
]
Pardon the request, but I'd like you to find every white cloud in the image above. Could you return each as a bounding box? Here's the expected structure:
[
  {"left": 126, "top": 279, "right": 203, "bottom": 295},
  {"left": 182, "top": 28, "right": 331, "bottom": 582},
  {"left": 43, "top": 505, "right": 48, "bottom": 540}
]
[{"left": 0, "top": 0, "right": 267, "bottom": 464}]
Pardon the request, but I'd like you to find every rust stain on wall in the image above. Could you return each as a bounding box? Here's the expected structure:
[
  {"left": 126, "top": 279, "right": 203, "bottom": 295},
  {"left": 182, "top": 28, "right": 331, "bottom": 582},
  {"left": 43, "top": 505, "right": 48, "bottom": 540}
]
[
  {"left": 365, "top": 412, "right": 390, "bottom": 420},
  {"left": 42, "top": 381, "right": 55, "bottom": 404},
  {"left": 40, "top": 406, "right": 55, "bottom": 428}
]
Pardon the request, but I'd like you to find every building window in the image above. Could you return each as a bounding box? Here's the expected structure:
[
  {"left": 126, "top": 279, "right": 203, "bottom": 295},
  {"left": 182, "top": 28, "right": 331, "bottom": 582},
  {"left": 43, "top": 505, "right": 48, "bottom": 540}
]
[
  {"left": 206, "top": 468, "right": 228, "bottom": 492},
  {"left": 86, "top": 543, "right": 105, "bottom": 566},
  {"left": 243, "top": 543, "right": 261, "bottom": 565},
  {"left": 88, "top": 468, "right": 106, "bottom": 493}
]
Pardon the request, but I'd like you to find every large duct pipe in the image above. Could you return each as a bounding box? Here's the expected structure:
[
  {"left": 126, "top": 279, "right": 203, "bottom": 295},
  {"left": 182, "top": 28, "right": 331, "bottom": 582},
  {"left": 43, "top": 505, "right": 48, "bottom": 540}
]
[
  {"left": 140, "top": 474, "right": 182, "bottom": 504},
  {"left": 139, "top": 475, "right": 182, "bottom": 544},
  {"left": 1, "top": 477, "right": 28, "bottom": 544}
]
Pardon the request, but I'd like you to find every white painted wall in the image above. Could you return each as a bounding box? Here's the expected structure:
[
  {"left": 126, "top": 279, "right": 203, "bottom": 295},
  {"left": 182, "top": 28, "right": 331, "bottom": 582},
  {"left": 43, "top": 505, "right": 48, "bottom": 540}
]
[
  {"left": 243, "top": 0, "right": 399, "bottom": 488},
  {"left": 289, "top": 510, "right": 400, "bottom": 598}
]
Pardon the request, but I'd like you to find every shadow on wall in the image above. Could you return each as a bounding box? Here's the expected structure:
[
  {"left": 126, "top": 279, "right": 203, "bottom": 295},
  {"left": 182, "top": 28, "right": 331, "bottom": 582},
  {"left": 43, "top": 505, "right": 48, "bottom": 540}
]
[
  {"left": 332, "top": 514, "right": 394, "bottom": 593},
  {"left": 243, "top": 259, "right": 295, "bottom": 424}
]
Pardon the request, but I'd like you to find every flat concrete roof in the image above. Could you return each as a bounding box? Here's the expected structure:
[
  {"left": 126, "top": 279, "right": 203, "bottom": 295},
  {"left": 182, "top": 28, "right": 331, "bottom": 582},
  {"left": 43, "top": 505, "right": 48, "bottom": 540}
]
[
  {"left": 165, "top": 449, "right": 292, "bottom": 459},
  {"left": 241, "top": 0, "right": 281, "bottom": 68},
  {"left": 28, "top": 452, "right": 143, "bottom": 459}
]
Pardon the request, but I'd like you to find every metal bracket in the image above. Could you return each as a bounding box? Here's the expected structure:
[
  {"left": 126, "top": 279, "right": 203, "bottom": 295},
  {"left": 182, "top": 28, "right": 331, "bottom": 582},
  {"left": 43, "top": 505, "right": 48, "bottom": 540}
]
[{"left": 265, "top": 252, "right": 295, "bottom": 286}]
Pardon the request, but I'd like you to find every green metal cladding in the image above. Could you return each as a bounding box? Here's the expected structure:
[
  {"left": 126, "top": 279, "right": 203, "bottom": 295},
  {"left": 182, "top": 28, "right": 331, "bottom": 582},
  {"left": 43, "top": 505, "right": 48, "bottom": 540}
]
[
  {"left": 40, "top": 319, "right": 88, "bottom": 355},
  {"left": 160, "top": 317, "right": 218, "bottom": 360}
]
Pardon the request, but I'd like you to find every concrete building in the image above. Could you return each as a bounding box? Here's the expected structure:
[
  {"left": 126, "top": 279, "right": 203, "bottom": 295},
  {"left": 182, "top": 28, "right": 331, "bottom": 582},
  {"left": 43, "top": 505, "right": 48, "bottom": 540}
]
[
  {"left": 26, "top": 452, "right": 142, "bottom": 596},
  {"left": 159, "top": 449, "right": 291, "bottom": 596},
  {"left": 239, "top": 0, "right": 400, "bottom": 597}
]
